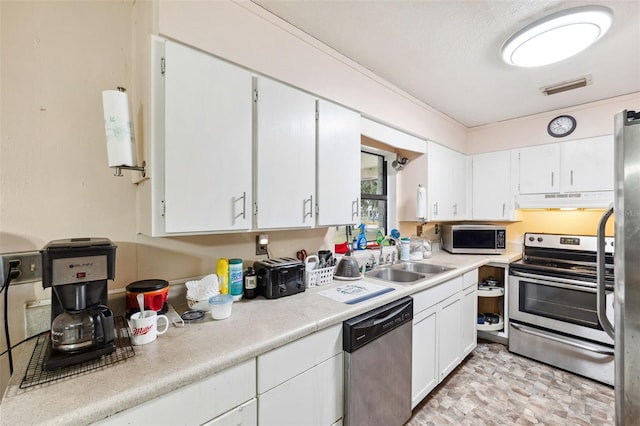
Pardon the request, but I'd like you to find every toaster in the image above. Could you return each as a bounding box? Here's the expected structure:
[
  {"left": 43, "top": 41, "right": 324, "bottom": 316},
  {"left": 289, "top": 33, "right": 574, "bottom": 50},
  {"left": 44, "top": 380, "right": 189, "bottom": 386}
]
[{"left": 253, "top": 257, "right": 305, "bottom": 299}]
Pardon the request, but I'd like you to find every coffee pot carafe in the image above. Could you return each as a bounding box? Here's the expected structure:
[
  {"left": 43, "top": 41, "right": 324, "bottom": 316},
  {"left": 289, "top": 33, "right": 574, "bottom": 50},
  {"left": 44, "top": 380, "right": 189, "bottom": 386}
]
[{"left": 51, "top": 304, "right": 115, "bottom": 352}]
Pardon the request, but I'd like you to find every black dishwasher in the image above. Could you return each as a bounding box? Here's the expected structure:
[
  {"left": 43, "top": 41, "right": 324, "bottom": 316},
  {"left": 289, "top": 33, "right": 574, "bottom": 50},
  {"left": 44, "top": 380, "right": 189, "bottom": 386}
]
[{"left": 343, "top": 296, "right": 413, "bottom": 426}]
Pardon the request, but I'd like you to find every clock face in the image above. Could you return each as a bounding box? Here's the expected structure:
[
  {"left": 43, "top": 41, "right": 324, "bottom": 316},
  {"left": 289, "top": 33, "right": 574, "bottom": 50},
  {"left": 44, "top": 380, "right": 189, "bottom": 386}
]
[{"left": 548, "top": 115, "right": 576, "bottom": 138}]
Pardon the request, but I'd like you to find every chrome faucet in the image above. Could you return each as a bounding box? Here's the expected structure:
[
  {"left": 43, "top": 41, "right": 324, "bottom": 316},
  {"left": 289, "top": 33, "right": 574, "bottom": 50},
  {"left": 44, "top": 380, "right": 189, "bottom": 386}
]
[{"left": 378, "top": 236, "right": 400, "bottom": 265}]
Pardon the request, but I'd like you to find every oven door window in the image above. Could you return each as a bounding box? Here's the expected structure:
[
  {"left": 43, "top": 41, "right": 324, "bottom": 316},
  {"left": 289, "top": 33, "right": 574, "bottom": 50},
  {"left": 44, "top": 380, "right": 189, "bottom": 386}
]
[
  {"left": 452, "top": 230, "right": 495, "bottom": 249},
  {"left": 519, "top": 280, "right": 602, "bottom": 329}
]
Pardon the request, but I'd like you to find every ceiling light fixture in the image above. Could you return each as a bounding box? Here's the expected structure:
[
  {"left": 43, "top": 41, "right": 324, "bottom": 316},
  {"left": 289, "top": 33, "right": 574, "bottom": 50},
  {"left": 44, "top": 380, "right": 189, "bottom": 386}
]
[{"left": 501, "top": 5, "right": 613, "bottom": 67}]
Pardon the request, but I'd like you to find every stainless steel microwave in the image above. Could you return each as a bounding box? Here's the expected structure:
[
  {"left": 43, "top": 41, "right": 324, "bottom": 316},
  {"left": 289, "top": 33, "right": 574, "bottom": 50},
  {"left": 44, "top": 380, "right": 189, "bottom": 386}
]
[{"left": 441, "top": 224, "right": 506, "bottom": 254}]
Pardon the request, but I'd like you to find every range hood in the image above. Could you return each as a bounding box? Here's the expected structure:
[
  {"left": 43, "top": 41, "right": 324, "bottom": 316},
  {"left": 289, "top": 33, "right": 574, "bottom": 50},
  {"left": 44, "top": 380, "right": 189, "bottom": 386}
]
[{"left": 515, "top": 191, "right": 613, "bottom": 209}]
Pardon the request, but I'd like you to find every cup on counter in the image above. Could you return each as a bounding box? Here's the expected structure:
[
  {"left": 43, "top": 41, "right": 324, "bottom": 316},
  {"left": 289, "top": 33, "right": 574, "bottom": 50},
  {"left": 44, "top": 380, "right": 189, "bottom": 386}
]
[
  {"left": 128, "top": 310, "right": 169, "bottom": 345},
  {"left": 318, "top": 250, "right": 333, "bottom": 268}
]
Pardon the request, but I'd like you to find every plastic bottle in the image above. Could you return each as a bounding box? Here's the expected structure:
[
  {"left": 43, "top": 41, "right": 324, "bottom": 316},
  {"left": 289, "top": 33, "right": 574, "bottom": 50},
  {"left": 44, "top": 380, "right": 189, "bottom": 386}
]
[
  {"left": 376, "top": 229, "right": 384, "bottom": 246},
  {"left": 243, "top": 266, "right": 257, "bottom": 299},
  {"left": 229, "top": 258, "right": 243, "bottom": 301},
  {"left": 357, "top": 224, "right": 368, "bottom": 250},
  {"left": 400, "top": 237, "right": 411, "bottom": 261},
  {"left": 217, "top": 258, "right": 229, "bottom": 295},
  {"left": 352, "top": 238, "right": 358, "bottom": 251}
]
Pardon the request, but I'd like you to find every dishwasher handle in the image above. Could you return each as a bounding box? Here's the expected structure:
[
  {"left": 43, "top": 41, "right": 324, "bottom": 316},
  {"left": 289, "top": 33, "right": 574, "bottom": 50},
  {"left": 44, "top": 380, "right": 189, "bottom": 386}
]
[{"left": 343, "top": 297, "right": 413, "bottom": 353}]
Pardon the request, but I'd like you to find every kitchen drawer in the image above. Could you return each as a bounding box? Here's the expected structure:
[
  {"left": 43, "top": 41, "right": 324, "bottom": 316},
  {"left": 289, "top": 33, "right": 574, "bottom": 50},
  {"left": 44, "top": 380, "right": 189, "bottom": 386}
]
[
  {"left": 412, "top": 276, "right": 463, "bottom": 314},
  {"left": 257, "top": 324, "right": 342, "bottom": 394},
  {"left": 96, "top": 359, "right": 256, "bottom": 425},
  {"left": 463, "top": 269, "right": 478, "bottom": 290},
  {"left": 258, "top": 353, "right": 343, "bottom": 426},
  {"left": 203, "top": 398, "right": 257, "bottom": 426}
]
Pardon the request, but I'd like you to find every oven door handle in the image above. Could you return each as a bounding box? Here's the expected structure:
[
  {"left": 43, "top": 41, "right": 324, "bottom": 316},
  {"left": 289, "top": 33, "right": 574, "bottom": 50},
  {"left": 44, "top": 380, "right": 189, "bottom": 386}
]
[
  {"left": 597, "top": 206, "right": 615, "bottom": 339},
  {"left": 510, "top": 270, "right": 597, "bottom": 292},
  {"left": 510, "top": 323, "right": 614, "bottom": 356}
]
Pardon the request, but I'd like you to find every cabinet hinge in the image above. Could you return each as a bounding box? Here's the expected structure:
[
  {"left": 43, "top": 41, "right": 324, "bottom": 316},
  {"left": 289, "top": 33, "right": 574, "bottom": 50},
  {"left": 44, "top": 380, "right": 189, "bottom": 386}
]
[
  {"left": 160, "top": 57, "right": 166, "bottom": 76},
  {"left": 253, "top": 89, "right": 258, "bottom": 103},
  {"left": 316, "top": 110, "right": 319, "bottom": 120},
  {"left": 253, "top": 202, "right": 258, "bottom": 215},
  {"left": 161, "top": 200, "right": 166, "bottom": 217}
]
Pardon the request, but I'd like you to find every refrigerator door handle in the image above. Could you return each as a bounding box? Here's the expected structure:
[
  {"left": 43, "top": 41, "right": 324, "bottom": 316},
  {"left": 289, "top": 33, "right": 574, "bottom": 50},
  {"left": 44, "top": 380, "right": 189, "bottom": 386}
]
[{"left": 597, "top": 206, "right": 615, "bottom": 339}]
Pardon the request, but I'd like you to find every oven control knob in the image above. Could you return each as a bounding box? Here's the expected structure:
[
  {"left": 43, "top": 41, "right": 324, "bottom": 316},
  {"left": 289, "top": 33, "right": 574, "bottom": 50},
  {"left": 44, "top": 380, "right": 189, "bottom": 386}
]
[
  {"left": 529, "top": 236, "right": 535, "bottom": 242},
  {"left": 537, "top": 237, "right": 543, "bottom": 242}
]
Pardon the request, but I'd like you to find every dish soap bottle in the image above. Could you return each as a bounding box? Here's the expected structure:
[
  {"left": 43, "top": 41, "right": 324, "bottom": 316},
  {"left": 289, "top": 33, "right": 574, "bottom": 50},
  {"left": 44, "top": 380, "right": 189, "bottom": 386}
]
[{"left": 357, "top": 224, "right": 368, "bottom": 250}]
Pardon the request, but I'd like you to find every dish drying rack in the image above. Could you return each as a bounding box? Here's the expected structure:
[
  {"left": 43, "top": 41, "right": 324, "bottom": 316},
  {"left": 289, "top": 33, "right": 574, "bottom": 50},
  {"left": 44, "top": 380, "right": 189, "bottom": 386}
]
[{"left": 305, "top": 265, "right": 336, "bottom": 288}]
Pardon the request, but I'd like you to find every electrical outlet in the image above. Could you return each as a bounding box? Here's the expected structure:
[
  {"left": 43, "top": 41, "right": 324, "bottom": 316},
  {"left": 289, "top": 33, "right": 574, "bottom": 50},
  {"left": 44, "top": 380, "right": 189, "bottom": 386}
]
[
  {"left": 435, "top": 224, "right": 439, "bottom": 235},
  {"left": 0, "top": 251, "right": 42, "bottom": 286}
]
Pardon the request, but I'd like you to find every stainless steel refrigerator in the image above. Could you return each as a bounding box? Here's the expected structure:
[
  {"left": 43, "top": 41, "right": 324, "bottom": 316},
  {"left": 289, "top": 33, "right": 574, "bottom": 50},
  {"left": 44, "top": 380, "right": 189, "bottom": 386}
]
[{"left": 597, "top": 109, "right": 640, "bottom": 425}]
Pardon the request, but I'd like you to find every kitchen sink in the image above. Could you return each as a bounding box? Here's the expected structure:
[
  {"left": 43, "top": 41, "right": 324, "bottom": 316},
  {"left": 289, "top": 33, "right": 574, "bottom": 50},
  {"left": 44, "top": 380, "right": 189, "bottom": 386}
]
[
  {"left": 364, "top": 262, "right": 453, "bottom": 285},
  {"left": 365, "top": 268, "right": 425, "bottom": 283},
  {"left": 390, "top": 262, "right": 453, "bottom": 275}
]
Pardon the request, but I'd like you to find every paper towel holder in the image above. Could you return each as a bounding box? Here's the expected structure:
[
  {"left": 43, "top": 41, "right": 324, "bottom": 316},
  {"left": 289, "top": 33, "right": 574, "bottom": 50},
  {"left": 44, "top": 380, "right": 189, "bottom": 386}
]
[
  {"left": 106, "top": 87, "right": 146, "bottom": 178},
  {"left": 113, "top": 161, "right": 146, "bottom": 177}
]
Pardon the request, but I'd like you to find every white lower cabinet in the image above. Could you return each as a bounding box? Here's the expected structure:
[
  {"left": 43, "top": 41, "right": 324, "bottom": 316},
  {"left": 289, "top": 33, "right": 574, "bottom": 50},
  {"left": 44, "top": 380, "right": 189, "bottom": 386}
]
[
  {"left": 462, "top": 271, "right": 479, "bottom": 357},
  {"left": 437, "top": 292, "right": 463, "bottom": 381},
  {"left": 203, "top": 399, "right": 257, "bottom": 426},
  {"left": 257, "top": 324, "right": 343, "bottom": 426},
  {"left": 95, "top": 359, "right": 256, "bottom": 426},
  {"left": 411, "top": 269, "right": 478, "bottom": 409},
  {"left": 411, "top": 303, "right": 438, "bottom": 407}
]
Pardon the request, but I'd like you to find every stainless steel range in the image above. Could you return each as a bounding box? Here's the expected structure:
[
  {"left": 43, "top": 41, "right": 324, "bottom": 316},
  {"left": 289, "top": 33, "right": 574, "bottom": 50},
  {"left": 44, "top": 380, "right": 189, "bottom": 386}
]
[{"left": 508, "top": 232, "right": 615, "bottom": 385}]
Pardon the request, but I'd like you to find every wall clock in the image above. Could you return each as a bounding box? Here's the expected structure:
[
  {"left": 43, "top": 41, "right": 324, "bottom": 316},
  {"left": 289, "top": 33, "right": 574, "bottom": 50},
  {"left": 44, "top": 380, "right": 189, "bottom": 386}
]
[{"left": 547, "top": 115, "right": 577, "bottom": 138}]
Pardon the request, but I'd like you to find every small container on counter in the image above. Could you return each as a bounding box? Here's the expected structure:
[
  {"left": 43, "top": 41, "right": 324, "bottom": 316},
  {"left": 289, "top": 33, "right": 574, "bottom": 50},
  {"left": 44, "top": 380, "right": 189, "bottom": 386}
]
[
  {"left": 229, "top": 258, "right": 243, "bottom": 301},
  {"left": 209, "top": 294, "right": 233, "bottom": 320},
  {"left": 243, "top": 266, "right": 257, "bottom": 299}
]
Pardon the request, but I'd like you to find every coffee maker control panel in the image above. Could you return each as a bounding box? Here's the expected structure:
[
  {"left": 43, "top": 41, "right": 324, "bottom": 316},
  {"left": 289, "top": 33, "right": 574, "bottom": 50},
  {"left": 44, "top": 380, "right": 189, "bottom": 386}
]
[{"left": 52, "top": 255, "right": 109, "bottom": 285}]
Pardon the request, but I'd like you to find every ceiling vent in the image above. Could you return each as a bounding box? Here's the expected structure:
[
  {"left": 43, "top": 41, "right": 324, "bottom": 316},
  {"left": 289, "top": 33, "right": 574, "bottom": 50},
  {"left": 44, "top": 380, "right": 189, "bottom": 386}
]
[{"left": 541, "top": 75, "right": 592, "bottom": 96}]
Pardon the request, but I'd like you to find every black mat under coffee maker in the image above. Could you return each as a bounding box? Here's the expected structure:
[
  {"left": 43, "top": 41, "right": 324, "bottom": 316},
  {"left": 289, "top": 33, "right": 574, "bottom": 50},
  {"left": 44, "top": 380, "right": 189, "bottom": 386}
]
[{"left": 41, "top": 238, "right": 117, "bottom": 371}]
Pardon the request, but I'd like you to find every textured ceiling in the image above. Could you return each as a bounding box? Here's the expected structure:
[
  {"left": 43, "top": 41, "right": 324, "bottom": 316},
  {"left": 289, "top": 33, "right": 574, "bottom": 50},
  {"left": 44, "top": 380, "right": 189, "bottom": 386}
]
[{"left": 252, "top": 0, "right": 640, "bottom": 127}]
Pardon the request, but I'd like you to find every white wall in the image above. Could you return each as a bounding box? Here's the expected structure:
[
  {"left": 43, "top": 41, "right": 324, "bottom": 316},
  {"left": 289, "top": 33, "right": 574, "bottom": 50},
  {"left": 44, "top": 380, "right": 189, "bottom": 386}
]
[{"left": 467, "top": 92, "right": 640, "bottom": 154}]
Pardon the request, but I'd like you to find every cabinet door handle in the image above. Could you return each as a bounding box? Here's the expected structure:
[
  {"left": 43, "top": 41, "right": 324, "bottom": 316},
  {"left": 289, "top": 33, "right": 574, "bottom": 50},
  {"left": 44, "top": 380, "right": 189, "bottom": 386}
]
[
  {"left": 234, "top": 192, "right": 246, "bottom": 220},
  {"left": 352, "top": 198, "right": 359, "bottom": 220},
  {"left": 551, "top": 172, "right": 554, "bottom": 187},
  {"left": 303, "top": 195, "right": 313, "bottom": 221},
  {"left": 570, "top": 170, "right": 574, "bottom": 186},
  {"left": 433, "top": 202, "right": 438, "bottom": 217},
  {"left": 502, "top": 203, "right": 506, "bottom": 217}
]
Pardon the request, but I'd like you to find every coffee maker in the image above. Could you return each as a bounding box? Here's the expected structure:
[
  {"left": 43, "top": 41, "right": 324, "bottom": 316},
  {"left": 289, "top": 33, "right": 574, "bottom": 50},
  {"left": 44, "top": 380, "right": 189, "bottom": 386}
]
[{"left": 41, "top": 238, "right": 117, "bottom": 371}]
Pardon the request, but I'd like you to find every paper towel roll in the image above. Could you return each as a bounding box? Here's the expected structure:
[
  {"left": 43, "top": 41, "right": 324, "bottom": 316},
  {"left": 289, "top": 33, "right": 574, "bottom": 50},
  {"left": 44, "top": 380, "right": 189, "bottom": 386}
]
[
  {"left": 102, "top": 90, "right": 137, "bottom": 167},
  {"left": 416, "top": 185, "right": 427, "bottom": 219}
]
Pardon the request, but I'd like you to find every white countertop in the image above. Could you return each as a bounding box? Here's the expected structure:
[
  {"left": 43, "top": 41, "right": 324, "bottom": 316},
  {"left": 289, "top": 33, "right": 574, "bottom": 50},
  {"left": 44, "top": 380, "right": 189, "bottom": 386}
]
[{"left": 0, "top": 249, "right": 521, "bottom": 425}]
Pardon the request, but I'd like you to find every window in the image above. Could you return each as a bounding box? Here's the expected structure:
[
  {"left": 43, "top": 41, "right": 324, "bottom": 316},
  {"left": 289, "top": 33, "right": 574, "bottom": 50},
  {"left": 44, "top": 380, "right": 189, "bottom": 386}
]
[
  {"left": 360, "top": 151, "right": 387, "bottom": 241},
  {"left": 335, "top": 151, "right": 388, "bottom": 245}
]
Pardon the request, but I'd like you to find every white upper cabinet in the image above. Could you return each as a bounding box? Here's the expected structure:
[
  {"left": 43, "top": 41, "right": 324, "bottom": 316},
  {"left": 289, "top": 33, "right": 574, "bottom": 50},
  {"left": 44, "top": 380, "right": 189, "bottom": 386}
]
[
  {"left": 156, "top": 39, "right": 253, "bottom": 234},
  {"left": 316, "top": 100, "right": 361, "bottom": 226},
  {"left": 254, "top": 77, "right": 317, "bottom": 229},
  {"left": 517, "top": 144, "right": 561, "bottom": 195},
  {"left": 560, "top": 135, "right": 614, "bottom": 192},
  {"left": 428, "top": 141, "right": 467, "bottom": 221},
  {"left": 471, "top": 150, "right": 517, "bottom": 220},
  {"left": 516, "top": 136, "right": 614, "bottom": 208}
]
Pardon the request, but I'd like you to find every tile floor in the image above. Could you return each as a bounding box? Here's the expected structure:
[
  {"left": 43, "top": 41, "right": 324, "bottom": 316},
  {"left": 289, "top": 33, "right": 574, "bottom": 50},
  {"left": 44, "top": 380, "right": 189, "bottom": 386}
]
[{"left": 407, "top": 341, "right": 615, "bottom": 425}]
